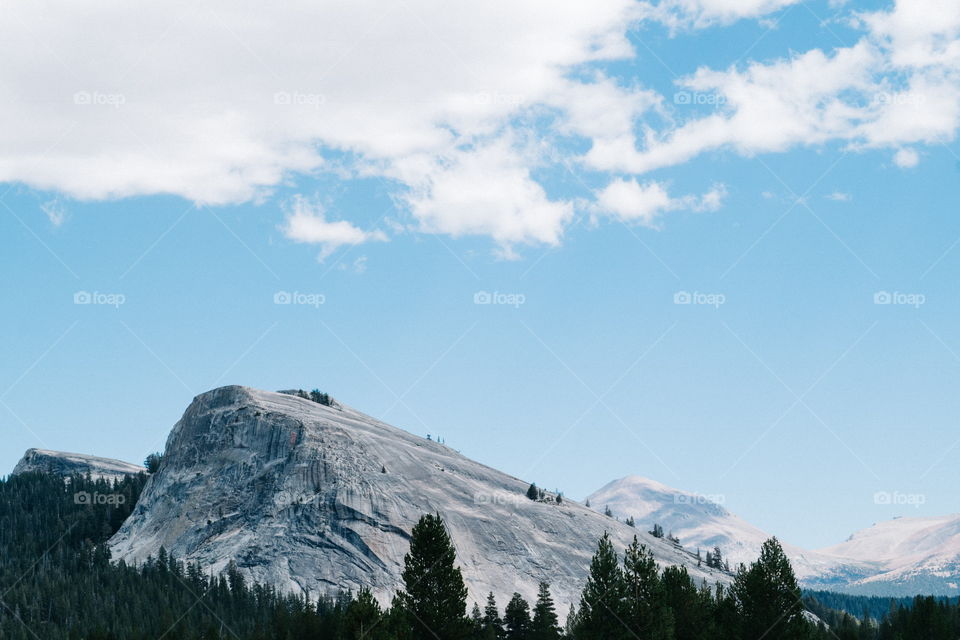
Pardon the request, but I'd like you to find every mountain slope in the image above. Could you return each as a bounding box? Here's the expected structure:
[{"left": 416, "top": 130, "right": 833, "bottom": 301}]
[
  {"left": 109, "top": 386, "right": 729, "bottom": 608},
  {"left": 12, "top": 448, "right": 145, "bottom": 481},
  {"left": 817, "top": 515, "right": 960, "bottom": 595},
  {"left": 588, "top": 476, "right": 960, "bottom": 596},
  {"left": 586, "top": 476, "right": 878, "bottom": 588}
]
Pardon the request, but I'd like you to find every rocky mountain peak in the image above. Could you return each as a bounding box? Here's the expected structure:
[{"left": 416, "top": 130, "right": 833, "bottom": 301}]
[
  {"left": 12, "top": 448, "right": 145, "bottom": 481},
  {"left": 110, "top": 385, "right": 728, "bottom": 609}
]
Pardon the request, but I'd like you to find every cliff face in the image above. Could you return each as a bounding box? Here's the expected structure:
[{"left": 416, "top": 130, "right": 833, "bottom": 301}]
[
  {"left": 13, "top": 449, "right": 145, "bottom": 481},
  {"left": 109, "top": 386, "right": 728, "bottom": 608}
]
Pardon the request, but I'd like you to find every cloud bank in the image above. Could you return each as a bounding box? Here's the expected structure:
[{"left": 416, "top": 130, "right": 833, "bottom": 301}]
[{"left": 1, "top": 0, "right": 957, "bottom": 255}]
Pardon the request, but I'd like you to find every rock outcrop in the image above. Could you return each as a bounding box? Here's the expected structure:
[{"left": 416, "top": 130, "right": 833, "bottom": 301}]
[
  {"left": 109, "top": 386, "right": 729, "bottom": 608},
  {"left": 13, "top": 448, "right": 145, "bottom": 481}
]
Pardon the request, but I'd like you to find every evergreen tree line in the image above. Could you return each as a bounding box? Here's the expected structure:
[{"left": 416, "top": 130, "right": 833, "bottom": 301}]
[
  {"left": 0, "top": 472, "right": 955, "bottom": 639},
  {"left": 803, "top": 589, "right": 959, "bottom": 622},
  {"left": 288, "top": 388, "right": 335, "bottom": 407},
  {"left": 804, "top": 591, "right": 960, "bottom": 640}
]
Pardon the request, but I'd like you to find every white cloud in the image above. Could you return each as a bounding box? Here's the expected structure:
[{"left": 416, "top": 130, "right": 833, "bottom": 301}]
[
  {"left": 588, "top": 0, "right": 960, "bottom": 177},
  {"left": 398, "top": 139, "right": 574, "bottom": 254},
  {"left": 281, "top": 196, "right": 386, "bottom": 260},
  {"left": 825, "top": 191, "right": 852, "bottom": 202},
  {"left": 589, "top": 42, "right": 880, "bottom": 174},
  {"left": 40, "top": 198, "right": 67, "bottom": 227},
  {"left": 0, "top": 1, "right": 637, "bottom": 203},
  {"left": 641, "top": 0, "right": 800, "bottom": 30},
  {"left": 594, "top": 178, "right": 726, "bottom": 228},
  {"left": 0, "top": 0, "right": 647, "bottom": 254},
  {"left": 893, "top": 148, "right": 920, "bottom": 168},
  {"left": 862, "top": 0, "right": 960, "bottom": 69},
  {"left": 2, "top": 0, "right": 959, "bottom": 255}
]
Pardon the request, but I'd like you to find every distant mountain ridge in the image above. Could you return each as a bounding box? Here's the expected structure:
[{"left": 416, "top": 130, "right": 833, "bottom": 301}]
[
  {"left": 12, "top": 448, "right": 145, "bottom": 481},
  {"left": 588, "top": 475, "right": 960, "bottom": 596}
]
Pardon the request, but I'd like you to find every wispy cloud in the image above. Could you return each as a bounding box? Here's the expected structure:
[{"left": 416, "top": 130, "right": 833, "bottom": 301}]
[{"left": 281, "top": 196, "right": 386, "bottom": 261}]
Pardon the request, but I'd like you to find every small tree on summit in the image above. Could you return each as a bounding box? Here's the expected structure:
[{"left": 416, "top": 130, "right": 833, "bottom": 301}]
[
  {"left": 649, "top": 524, "right": 664, "bottom": 539},
  {"left": 309, "top": 389, "right": 332, "bottom": 406},
  {"left": 526, "top": 483, "right": 539, "bottom": 501},
  {"left": 144, "top": 452, "right": 163, "bottom": 474}
]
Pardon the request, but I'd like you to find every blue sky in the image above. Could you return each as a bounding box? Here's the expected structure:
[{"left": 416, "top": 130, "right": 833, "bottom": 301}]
[{"left": 2, "top": 0, "right": 959, "bottom": 549}]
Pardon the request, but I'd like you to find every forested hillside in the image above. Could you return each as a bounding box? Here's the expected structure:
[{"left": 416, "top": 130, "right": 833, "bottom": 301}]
[{"left": 1, "top": 472, "right": 958, "bottom": 639}]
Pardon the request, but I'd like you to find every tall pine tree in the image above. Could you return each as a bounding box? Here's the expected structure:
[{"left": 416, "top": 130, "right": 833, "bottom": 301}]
[
  {"left": 530, "top": 582, "right": 561, "bottom": 640},
  {"left": 482, "top": 592, "right": 504, "bottom": 640},
  {"left": 623, "top": 536, "right": 674, "bottom": 640},
  {"left": 399, "top": 513, "right": 470, "bottom": 640},
  {"left": 732, "top": 537, "right": 808, "bottom": 640},
  {"left": 574, "top": 532, "right": 629, "bottom": 640},
  {"left": 504, "top": 593, "right": 531, "bottom": 639}
]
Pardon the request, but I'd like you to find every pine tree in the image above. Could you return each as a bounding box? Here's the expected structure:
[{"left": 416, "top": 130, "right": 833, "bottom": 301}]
[
  {"left": 732, "top": 537, "right": 808, "bottom": 640},
  {"left": 625, "top": 516, "right": 635, "bottom": 528},
  {"left": 649, "top": 523, "right": 664, "bottom": 539},
  {"left": 707, "top": 546, "right": 723, "bottom": 570},
  {"left": 482, "top": 592, "right": 504, "bottom": 640},
  {"left": 144, "top": 452, "right": 163, "bottom": 473},
  {"left": 623, "top": 536, "right": 674, "bottom": 640},
  {"left": 344, "top": 588, "right": 384, "bottom": 639},
  {"left": 470, "top": 603, "right": 483, "bottom": 633},
  {"left": 526, "top": 483, "right": 539, "bottom": 501},
  {"left": 530, "top": 582, "right": 561, "bottom": 640},
  {"left": 661, "top": 565, "right": 706, "bottom": 640},
  {"left": 575, "top": 532, "right": 629, "bottom": 639},
  {"left": 398, "top": 513, "right": 469, "bottom": 640},
  {"left": 504, "top": 593, "right": 531, "bottom": 640}
]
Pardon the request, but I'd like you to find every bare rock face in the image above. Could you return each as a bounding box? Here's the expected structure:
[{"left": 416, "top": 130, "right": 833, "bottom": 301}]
[
  {"left": 109, "top": 386, "right": 729, "bottom": 608},
  {"left": 13, "top": 448, "right": 145, "bottom": 481}
]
